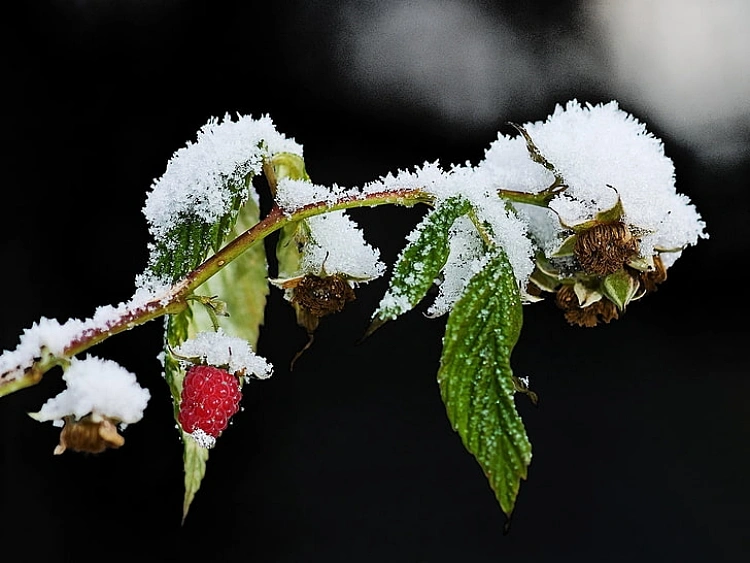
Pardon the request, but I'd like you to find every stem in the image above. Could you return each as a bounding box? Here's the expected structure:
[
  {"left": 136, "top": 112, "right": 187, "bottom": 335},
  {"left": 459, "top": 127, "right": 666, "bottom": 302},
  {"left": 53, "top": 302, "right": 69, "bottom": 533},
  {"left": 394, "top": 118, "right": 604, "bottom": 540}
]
[
  {"left": 0, "top": 187, "right": 431, "bottom": 397},
  {"left": 498, "top": 178, "right": 567, "bottom": 207},
  {"left": 184, "top": 188, "right": 431, "bottom": 293}
]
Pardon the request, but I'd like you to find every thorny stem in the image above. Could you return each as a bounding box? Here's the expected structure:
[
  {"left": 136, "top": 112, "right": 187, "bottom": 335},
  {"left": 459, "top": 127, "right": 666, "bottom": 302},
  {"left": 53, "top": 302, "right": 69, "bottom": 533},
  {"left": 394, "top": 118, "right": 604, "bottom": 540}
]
[{"left": 0, "top": 187, "right": 433, "bottom": 397}]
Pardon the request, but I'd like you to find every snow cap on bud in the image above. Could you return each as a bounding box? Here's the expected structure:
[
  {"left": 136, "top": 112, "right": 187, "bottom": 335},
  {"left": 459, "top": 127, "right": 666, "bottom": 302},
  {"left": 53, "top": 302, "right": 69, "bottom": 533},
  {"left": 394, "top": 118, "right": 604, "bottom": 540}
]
[
  {"left": 174, "top": 328, "right": 272, "bottom": 381},
  {"left": 29, "top": 356, "right": 150, "bottom": 454},
  {"left": 271, "top": 154, "right": 385, "bottom": 358},
  {"left": 298, "top": 211, "right": 386, "bottom": 283},
  {"left": 481, "top": 99, "right": 707, "bottom": 264},
  {"left": 481, "top": 100, "right": 707, "bottom": 326},
  {"left": 270, "top": 211, "right": 383, "bottom": 329}
]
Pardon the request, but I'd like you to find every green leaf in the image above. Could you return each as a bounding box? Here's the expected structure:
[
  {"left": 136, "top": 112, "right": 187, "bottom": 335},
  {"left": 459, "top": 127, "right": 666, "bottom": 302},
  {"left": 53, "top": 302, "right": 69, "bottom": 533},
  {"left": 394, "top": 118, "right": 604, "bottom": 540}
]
[
  {"left": 268, "top": 152, "right": 310, "bottom": 186},
  {"left": 272, "top": 153, "right": 312, "bottom": 281},
  {"left": 275, "top": 220, "right": 309, "bottom": 281},
  {"left": 181, "top": 430, "right": 209, "bottom": 523},
  {"left": 601, "top": 268, "right": 639, "bottom": 312},
  {"left": 371, "top": 196, "right": 471, "bottom": 328},
  {"left": 437, "top": 250, "right": 531, "bottom": 519}
]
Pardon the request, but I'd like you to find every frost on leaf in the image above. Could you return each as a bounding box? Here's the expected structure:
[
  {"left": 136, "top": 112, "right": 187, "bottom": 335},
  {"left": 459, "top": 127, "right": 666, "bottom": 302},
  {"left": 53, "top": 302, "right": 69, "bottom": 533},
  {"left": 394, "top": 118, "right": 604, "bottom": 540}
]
[
  {"left": 371, "top": 195, "right": 471, "bottom": 329},
  {"left": 437, "top": 250, "right": 531, "bottom": 520},
  {"left": 425, "top": 215, "right": 486, "bottom": 318},
  {"left": 134, "top": 114, "right": 291, "bottom": 521},
  {"left": 361, "top": 161, "right": 535, "bottom": 292}
]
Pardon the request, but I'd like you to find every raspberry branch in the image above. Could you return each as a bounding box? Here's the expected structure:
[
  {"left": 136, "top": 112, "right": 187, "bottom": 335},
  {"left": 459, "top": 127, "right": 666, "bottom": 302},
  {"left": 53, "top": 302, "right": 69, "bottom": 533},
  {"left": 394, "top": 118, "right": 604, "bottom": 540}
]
[{"left": 0, "top": 187, "right": 432, "bottom": 398}]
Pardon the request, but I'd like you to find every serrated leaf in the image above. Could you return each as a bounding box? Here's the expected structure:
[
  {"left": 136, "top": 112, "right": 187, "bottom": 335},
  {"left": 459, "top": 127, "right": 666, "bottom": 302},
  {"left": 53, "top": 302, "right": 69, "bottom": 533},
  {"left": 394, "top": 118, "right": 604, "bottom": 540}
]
[
  {"left": 437, "top": 250, "right": 531, "bottom": 519},
  {"left": 148, "top": 175, "right": 252, "bottom": 283},
  {"left": 181, "top": 430, "right": 209, "bottom": 523},
  {"left": 372, "top": 196, "right": 471, "bottom": 325}
]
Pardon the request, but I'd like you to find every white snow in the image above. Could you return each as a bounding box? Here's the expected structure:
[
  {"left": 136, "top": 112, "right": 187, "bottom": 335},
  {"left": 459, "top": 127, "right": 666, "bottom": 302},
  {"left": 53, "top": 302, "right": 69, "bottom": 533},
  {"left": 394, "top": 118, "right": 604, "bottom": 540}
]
[
  {"left": 142, "top": 113, "right": 303, "bottom": 242},
  {"left": 174, "top": 329, "right": 273, "bottom": 380},
  {"left": 299, "top": 211, "right": 386, "bottom": 281},
  {"left": 361, "top": 161, "right": 536, "bottom": 291},
  {"left": 31, "top": 356, "right": 150, "bottom": 426},
  {"left": 479, "top": 100, "right": 708, "bottom": 261},
  {"left": 426, "top": 215, "right": 487, "bottom": 317},
  {"left": 0, "top": 286, "right": 167, "bottom": 384},
  {"left": 275, "top": 178, "right": 349, "bottom": 211},
  {"left": 1, "top": 99, "right": 709, "bottom": 407}
]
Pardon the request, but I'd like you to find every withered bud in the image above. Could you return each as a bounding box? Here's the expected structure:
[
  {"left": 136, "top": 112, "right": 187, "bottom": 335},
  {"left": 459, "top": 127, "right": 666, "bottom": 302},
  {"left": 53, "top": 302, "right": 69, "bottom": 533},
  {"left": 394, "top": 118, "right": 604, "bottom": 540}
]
[
  {"left": 638, "top": 254, "right": 668, "bottom": 294},
  {"left": 292, "top": 274, "right": 356, "bottom": 320},
  {"left": 54, "top": 415, "right": 125, "bottom": 455},
  {"left": 574, "top": 222, "right": 638, "bottom": 276},
  {"left": 555, "top": 284, "right": 619, "bottom": 328},
  {"left": 287, "top": 274, "right": 357, "bottom": 371}
]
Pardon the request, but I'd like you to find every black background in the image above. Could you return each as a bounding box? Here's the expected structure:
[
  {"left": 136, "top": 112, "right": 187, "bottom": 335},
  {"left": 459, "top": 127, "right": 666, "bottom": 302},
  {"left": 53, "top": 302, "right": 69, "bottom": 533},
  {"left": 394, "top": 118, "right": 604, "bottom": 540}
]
[{"left": 2, "top": 2, "right": 748, "bottom": 562}]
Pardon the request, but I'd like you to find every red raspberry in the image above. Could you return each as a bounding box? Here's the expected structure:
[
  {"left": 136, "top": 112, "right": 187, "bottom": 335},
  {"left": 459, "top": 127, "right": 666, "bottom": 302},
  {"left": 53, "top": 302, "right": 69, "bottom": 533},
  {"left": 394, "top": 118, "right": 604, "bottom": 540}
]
[{"left": 178, "top": 365, "right": 242, "bottom": 447}]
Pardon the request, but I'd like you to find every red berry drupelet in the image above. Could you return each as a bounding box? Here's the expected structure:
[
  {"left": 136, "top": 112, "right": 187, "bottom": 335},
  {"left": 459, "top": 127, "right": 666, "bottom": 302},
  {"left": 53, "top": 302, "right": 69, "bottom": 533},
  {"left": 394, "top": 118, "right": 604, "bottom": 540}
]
[{"left": 178, "top": 365, "right": 242, "bottom": 448}]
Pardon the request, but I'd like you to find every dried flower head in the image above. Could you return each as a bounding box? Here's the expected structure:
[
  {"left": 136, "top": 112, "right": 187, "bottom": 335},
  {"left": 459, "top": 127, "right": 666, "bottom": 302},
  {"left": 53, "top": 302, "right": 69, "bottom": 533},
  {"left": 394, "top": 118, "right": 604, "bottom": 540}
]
[
  {"left": 574, "top": 221, "right": 639, "bottom": 276},
  {"left": 555, "top": 284, "right": 620, "bottom": 327},
  {"left": 53, "top": 414, "right": 125, "bottom": 455},
  {"left": 276, "top": 273, "right": 357, "bottom": 335},
  {"left": 293, "top": 274, "right": 356, "bottom": 320},
  {"left": 637, "top": 254, "right": 668, "bottom": 293},
  {"left": 29, "top": 356, "right": 150, "bottom": 453},
  {"left": 271, "top": 271, "right": 358, "bottom": 369},
  {"left": 479, "top": 100, "right": 707, "bottom": 327}
]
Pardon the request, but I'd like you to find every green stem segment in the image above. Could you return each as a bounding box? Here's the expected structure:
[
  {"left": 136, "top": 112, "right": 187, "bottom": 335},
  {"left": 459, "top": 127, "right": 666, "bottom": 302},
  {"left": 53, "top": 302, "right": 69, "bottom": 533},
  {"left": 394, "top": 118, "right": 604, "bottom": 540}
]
[{"left": 497, "top": 179, "right": 567, "bottom": 208}]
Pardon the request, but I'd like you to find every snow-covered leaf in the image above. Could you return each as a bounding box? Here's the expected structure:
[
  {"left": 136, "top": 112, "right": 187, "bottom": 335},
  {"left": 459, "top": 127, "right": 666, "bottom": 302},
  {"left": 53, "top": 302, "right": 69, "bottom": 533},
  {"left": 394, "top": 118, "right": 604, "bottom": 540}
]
[
  {"left": 146, "top": 176, "right": 251, "bottom": 284},
  {"left": 371, "top": 196, "right": 471, "bottom": 327}
]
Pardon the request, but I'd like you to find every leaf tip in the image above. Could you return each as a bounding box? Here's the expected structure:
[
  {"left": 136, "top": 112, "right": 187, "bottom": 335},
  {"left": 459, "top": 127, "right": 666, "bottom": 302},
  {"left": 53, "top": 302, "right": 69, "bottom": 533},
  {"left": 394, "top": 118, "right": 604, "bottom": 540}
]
[
  {"left": 359, "top": 316, "right": 389, "bottom": 343},
  {"left": 502, "top": 515, "right": 513, "bottom": 535}
]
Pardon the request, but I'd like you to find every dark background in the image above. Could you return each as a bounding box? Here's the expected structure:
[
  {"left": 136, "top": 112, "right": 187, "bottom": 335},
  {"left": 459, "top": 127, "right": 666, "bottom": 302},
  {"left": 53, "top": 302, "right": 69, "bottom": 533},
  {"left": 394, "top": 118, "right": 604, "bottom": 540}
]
[{"left": 2, "top": 1, "right": 748, "bottom": 561}]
